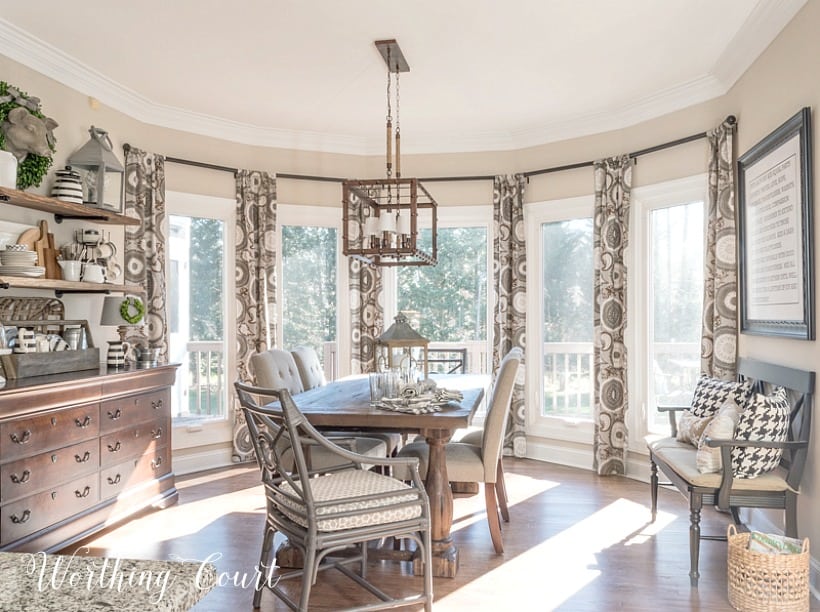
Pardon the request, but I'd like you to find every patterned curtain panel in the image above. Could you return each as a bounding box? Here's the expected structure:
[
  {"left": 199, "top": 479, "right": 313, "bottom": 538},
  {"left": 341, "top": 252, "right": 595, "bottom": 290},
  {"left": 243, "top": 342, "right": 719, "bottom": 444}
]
[
  {"left": 492, "top": 174, "right": 527, "bottom": 457},
  {"left": 123, "top": 146, "right": 168, "bottom": 358},
  {"left": 348, "top": 191, "right": 384, "bottom": 374},
  {"left": 592, "top": 155, "right": 633, "bottom": 476},
  {"left": 701, "top": 119, "right": 738, "bottom": 380},
  {"left": 232, "top": 169, "right": 277, "bottom": 462}
]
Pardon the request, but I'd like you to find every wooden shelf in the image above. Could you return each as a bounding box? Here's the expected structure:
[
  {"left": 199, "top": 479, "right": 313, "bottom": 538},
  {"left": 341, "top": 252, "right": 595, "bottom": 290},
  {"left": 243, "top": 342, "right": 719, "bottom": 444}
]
[
  {"left": 0, "top": 276, "right": 142, "bottom": 295},
  {"left": 0, "top": 186, "right": 139, "bottom": 226}
]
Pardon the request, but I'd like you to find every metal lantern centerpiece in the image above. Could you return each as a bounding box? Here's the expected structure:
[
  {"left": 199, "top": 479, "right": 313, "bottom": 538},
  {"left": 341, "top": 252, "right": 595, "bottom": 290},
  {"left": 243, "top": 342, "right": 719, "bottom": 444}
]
[
  {"left": 67, "top": 126, "right": 124, "bottom": 213},
  {"left": 377, "top": 312, "right": 429, "bottom": 379},
  {"left": 342, "top": 40, "right": 438, "bottom": 267}
]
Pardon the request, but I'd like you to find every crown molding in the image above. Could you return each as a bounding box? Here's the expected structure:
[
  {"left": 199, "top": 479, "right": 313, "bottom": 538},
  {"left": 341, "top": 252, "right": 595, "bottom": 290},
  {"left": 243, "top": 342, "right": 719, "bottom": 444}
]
[
  {"left": 0, "top": 1, "right": 806, "bottom": 156},
  {"left": 710, "top": 0, "right": 807, "bottom": 87}
]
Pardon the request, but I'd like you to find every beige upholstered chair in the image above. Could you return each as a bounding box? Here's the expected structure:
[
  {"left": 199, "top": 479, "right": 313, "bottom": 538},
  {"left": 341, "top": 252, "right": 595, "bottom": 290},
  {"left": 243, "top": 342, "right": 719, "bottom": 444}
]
[
  {"left": 250, "top": 348, "right": 305, "bottom": 395},
  {"left": 235, "top": 381, "right": 433, "bottom": 611},
  {"left": 250, "top": 348, "right": 387, "bottom": 467},
  {"left": 396, "top": 347, "right": 522, "bottom": 553},
  {"left": 290, "top": 345, "right": 327, "bottom": 391}
]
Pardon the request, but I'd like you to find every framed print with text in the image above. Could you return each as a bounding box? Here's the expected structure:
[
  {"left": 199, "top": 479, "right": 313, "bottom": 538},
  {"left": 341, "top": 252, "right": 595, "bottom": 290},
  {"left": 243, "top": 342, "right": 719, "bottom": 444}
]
[{"left": 738, "top": 107, "right": 814, "bottom": 339}]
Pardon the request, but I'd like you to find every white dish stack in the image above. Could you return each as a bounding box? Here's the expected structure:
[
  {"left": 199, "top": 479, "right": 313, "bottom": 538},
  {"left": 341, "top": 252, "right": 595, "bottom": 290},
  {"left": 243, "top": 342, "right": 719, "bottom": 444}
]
[
  {"left": 50, "top": 166, "right": 84, "bottom": 204},
  {"left": 0, "top": 244, "right": 44, "bottom": 277}
]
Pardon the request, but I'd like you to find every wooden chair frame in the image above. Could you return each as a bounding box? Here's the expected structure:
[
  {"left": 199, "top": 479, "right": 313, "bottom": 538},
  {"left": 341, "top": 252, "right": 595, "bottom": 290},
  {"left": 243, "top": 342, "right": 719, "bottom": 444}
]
[{"left": 648, "top": 358, "right": 814, "bottom": 587}]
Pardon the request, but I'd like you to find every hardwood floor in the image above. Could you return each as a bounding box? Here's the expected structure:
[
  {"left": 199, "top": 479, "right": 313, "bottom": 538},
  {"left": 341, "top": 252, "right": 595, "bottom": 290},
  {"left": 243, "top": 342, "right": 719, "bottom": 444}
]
[{"left": 65, "top": 459, "right": 819, "bottom": 611}]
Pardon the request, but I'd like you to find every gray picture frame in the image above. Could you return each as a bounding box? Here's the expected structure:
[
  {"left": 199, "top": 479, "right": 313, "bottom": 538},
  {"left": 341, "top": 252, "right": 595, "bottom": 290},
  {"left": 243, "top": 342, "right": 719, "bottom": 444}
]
[{"left": 737, "top": 107, "right": 814, "bottom": 339}]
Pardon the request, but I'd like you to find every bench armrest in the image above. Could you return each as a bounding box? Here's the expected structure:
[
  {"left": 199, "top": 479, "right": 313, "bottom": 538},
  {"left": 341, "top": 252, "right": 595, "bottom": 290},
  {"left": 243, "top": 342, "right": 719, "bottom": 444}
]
[
  {"left": 702, "top": 437, "right": 809, "bottom": 511},
  {"left": 655, "top": 405, "right": 690, "bottom": 437}
]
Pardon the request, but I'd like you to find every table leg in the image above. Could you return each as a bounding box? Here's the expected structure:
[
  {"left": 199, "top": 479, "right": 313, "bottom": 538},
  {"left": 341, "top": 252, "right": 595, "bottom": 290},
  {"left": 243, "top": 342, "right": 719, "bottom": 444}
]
[{"left": 414, "top": 428, "right": 458, "bottom": 578}]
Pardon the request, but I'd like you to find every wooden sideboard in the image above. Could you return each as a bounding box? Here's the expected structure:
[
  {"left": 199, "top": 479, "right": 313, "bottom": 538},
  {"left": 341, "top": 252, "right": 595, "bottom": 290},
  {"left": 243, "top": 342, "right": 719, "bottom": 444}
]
[{"left": 0, "top": 364, "right": 178, "bottom": 552}]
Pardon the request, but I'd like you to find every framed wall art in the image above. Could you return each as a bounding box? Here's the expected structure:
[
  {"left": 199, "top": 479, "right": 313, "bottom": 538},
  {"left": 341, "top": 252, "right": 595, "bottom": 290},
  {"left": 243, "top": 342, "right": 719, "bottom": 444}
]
[{"left": 737, "top": 107, "right": 814, "bottom": 339}]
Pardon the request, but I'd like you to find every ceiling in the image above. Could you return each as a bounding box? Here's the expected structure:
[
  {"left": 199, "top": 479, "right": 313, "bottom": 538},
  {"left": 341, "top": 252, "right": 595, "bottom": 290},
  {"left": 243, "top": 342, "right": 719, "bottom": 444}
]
[{"left": 0, "top": 0, "right": 806, "bottom": 155}]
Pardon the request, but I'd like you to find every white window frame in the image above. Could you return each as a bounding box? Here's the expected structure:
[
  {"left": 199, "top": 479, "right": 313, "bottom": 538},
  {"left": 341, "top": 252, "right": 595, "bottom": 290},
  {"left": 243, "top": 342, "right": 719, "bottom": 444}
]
[
  {"left": 525, "top": 195, "right": 595, "bottom": 444},
  {"left": 627, "top": 174, "right": 707, "bottom": 454},
  {"left": 166, "top": 191, "right": 236, "bottom": 450},
  {"left": 276, "top": 204, "right": 350, "bottom": 377}
]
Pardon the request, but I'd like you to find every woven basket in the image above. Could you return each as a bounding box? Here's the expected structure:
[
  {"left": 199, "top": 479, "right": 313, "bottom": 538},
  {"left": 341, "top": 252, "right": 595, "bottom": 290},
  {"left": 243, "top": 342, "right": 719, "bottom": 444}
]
[{"left": 727, "top": 524, "right": 810, "bottom": 612}]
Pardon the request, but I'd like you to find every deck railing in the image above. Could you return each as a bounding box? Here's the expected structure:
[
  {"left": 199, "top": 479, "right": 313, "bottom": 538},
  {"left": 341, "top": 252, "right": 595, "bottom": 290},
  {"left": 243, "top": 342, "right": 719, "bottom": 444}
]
[{"left": 184, "top": 340, "right": 226, "bottom": 417}]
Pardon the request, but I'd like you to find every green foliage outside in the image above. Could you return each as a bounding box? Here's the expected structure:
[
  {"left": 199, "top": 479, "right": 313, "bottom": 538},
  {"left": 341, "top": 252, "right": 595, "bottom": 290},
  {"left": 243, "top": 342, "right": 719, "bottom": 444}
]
[
  {"left": 282, "top": 225, "right": 337, "bottom": 355},
  {"left": 398, "top": 227, "right": 487, "bottom": 342},
  {"left": 189, "top": 217, "right": 224, "bottom": 341},
  {"left": 542, "top": 218, "right": 594, "bottom": 343}
]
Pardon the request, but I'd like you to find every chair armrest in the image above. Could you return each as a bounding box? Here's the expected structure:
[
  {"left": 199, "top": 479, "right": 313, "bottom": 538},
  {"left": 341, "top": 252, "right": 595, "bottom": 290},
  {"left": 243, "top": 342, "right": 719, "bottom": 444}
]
[
  {"left": 297, "top": 420, "right": 428, "bottom": 489},
  {"left": 655, "top": 405, "right": 689, "bottom": 438},
  {"left": 703, "top": 437, "right": 809, "bottom": 511}
]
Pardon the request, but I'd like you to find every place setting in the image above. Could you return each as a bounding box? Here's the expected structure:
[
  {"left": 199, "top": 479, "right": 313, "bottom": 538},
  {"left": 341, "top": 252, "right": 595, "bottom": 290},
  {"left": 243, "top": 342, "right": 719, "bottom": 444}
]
[{"left": 370, "top": 372, "right": 464, "bottom": 414}]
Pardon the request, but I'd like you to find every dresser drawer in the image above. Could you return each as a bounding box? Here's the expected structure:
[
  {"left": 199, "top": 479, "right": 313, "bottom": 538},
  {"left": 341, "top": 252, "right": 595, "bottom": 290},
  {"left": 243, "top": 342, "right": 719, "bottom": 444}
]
[
  {"left": 100, "top": 389, "right": 170, "bottom": 434},
  {"left": 99, "top": 418, "right": 169, "bottom": 468},
  {"left": 1, "top": 439, "right": 99, "bottom": 504},
  {"left": 0, "top": 404, "right": 100, "bottom": 462},
  {"left": 100, "top": 446, "right": 171, "bottom": 500},
  {"left": 0, "top": 474, "right": 100, "bottom": 545}
]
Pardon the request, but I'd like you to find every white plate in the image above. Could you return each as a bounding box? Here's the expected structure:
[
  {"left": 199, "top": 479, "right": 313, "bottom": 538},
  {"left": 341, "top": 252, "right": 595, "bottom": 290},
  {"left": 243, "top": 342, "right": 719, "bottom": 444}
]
[{"left": 0, "top": 265, "right": 46, "bottom": 277}]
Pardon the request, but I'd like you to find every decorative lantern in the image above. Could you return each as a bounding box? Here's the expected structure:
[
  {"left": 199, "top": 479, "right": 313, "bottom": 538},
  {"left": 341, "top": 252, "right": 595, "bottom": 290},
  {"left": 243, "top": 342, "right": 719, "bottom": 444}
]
[
  {"left": 67, "top": 126, "right": 124, "bottom": 213},
  {"left": 377, "top": 312, "right": 429, "bottom": 380}
]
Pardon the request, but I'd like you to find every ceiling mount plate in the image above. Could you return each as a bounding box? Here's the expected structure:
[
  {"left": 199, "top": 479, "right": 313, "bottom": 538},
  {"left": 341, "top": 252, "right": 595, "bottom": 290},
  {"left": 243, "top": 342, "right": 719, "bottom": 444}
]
[{"left": 375, "top": 39, "right": 410, "bottom": 73}]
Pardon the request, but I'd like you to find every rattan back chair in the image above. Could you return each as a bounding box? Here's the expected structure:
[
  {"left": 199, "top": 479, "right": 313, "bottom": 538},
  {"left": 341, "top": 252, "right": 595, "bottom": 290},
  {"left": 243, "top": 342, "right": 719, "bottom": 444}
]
[{"left": 235, "top": 381, "right": 434, "bottom": 611}]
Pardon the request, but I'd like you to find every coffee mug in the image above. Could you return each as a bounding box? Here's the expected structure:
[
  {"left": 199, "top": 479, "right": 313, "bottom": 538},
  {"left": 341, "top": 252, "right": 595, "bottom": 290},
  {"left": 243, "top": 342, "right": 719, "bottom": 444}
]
[
  {"left": 82, "top": 263, "right": 106, "bottom": 283},
  {"left": 59, "top": 260, "right": 83, "bottom": 282}
]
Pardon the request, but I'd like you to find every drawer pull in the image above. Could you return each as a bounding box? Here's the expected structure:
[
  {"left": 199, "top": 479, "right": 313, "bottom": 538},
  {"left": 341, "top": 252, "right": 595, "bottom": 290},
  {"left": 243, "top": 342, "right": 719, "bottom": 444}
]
[
  {"left": 10, "top": 470, "right": 31, "bottom": 484},
  {"left": 75, "top": 486, "right": 91, "bottom": 498},
  {"left": 107, "top": 441, "right": 122, "bottom": 453},
  {"left": 75, "top": 416, "right": 92, "bottom": 428},
  {"left": 107, "top": 474, "right": 122, "bottom": 485},
  {"left": 75, "top": 451, "right": 91, "bottom": 463},
  {"left": 151, "top": 427, "right": 163, "bottom": 440},
  {"left": 151, "top": 456, "right": 163, "bottom": 470},
  {"left": 151, "top": 399, "right": 163, "bottom": 410},
  {"left": 107, "top": 409, "right": 122, "bottom": 420},
  {"left": 10, "top": 510, "right": 31, "bottom": 524},
  {"left": 10, "top": 430, "right": 31, "bottom": 445}
]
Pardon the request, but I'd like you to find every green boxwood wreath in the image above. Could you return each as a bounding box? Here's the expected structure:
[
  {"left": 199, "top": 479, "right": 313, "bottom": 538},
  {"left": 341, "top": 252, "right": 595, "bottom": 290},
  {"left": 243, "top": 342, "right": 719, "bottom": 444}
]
[
  {"left": 0, "top": 81, "right": 56, "bottom": 190},
  {"left": 120, "top": 297, "right": 145, "bottom": 325}
]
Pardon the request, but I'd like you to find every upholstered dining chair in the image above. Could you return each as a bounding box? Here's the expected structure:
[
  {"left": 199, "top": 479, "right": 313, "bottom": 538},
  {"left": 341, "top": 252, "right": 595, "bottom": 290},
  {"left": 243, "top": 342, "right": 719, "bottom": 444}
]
[
  {"left": 395, "top": 347, "right": 522, "bottom": 553},
  {"left": 250, "top": 349, "right": 387, "bottom": 468},
  {"left": 235, "top": 381, "right": 434, "bottom": 612},
  {"left": 290, "top": 345, "right": 327, "bottom": 391}
]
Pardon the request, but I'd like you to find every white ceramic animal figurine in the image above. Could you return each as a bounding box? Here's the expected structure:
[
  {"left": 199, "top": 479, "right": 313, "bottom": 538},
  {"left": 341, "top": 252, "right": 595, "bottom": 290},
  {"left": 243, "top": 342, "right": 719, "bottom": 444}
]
[{"left": 1, "top": 107, "right": 58, "bottom": 162}]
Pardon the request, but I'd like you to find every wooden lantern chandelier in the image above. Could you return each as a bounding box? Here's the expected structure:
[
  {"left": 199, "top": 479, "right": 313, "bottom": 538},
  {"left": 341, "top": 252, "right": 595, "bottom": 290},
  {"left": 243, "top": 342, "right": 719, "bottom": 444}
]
[{"left": 342, "top": 40, "right": 438, "bottom": 267}]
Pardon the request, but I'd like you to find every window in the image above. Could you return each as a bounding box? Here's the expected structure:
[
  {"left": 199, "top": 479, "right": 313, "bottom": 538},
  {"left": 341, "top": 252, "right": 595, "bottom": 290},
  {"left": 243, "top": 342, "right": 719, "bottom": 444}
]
[
  {"left": 630, "top": 175, "right": 705, "bottom": 442},
  {"left": 168, "top": 213, "right": 229, "bottom": 421},
  {"left": 526, "top": 196, "right": 595, "bottom": 442},
  {"left": 277, "top": 205, "right": 346, "bottom": 379},
  {"left": 165, "top": 190, "right": 235, "bottom": 463},
  {"left": 390, "top": 206, "right": 492, "bottom": 375}
]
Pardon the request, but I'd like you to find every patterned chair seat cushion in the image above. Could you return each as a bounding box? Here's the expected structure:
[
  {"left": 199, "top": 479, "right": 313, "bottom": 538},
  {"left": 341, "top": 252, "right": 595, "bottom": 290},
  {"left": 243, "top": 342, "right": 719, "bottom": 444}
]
[{"left": 277, "top": 469, "right": 422, "bottom": 532}]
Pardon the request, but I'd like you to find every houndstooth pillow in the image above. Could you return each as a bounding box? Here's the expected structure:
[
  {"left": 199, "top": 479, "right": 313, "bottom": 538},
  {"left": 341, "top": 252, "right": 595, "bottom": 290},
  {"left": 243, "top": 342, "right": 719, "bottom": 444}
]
[
  {"left": 731, "top": 387, "right": 790, "bottom": 479},
  {"left": 690, "top": 375, "right": 753, "bottom": 418}
]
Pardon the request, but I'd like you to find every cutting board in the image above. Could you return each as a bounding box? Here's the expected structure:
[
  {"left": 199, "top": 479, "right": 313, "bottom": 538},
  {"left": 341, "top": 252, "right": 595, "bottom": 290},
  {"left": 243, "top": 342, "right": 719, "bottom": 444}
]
[
  {"left": 34, "top": 220, "right": 61, "bottom": 279},
  {"left": 16, "top": 227, "right": 40, "bottom": 253}
]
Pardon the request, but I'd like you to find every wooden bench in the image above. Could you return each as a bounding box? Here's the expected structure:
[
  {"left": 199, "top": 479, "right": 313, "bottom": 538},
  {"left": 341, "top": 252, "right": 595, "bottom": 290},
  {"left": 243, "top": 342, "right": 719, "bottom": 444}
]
[{"left": 647, "top": 358, "right": 815, "bottom": 586}]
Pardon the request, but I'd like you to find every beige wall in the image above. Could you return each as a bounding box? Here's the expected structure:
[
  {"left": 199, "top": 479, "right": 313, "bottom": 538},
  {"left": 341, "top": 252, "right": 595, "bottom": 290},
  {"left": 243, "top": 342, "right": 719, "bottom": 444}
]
[{"left": 1, "top": 1, "right": 818, "bottom": 564}]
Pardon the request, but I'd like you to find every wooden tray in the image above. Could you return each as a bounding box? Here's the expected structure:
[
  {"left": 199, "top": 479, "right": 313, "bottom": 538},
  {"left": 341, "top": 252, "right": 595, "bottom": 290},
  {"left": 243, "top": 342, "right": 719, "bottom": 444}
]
[{"left": 0, "top": 319, "right": 99, "bottom": 379}]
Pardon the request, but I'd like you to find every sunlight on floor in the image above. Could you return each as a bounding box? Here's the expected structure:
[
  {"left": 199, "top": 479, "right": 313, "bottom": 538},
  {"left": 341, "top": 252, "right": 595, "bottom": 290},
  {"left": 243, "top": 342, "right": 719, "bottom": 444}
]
[
  {"left": 87, "top": 485, "right": 265, "bottom": 548},
  {"left": 438, "top": 498, "right": 676, "bottom": 610},
  {"left": 451, "top": 474, "right": 560, "bottom": 532}
]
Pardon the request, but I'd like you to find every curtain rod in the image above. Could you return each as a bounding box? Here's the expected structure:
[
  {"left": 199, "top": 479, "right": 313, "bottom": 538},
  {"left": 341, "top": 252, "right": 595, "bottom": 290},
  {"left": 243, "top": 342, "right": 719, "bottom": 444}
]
[{"left": 146, "top": 114, "right": 736, "bottom": 184}]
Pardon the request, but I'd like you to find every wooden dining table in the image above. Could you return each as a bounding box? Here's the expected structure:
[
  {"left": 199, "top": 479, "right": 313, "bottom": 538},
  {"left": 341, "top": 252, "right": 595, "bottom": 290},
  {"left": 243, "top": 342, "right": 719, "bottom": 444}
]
[{"left": 290, "top": 373, "right": 488, "bottom": 578}]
